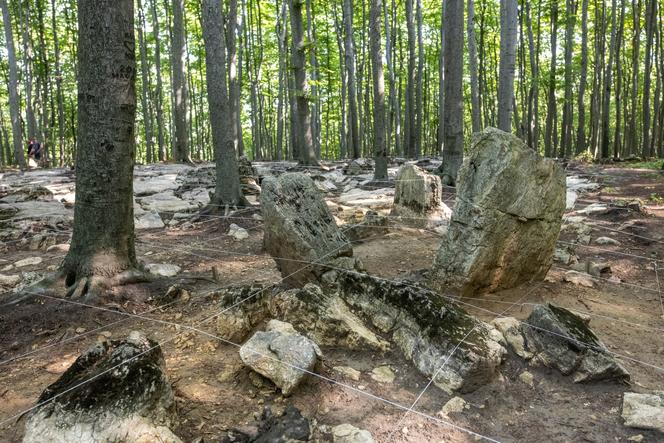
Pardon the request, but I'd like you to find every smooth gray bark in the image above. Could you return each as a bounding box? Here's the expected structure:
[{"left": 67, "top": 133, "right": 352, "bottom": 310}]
[
  {"left": 370, "top": 0, "right": 387, "bottom": 179},
  {"left": 560, "top": 0, "right": 576, "bottom": 157},
  {"left": 151, "top": 0, "right": 166, "bottom": 161},
  {"left": 227, "top": 0, "right": 244, "bottom": 158},
  {"left": 642, "top": 0, "right": 656, "bottom": 157},
  {"left": 576, "top": 0, "right": 589, "bottom": 154},
  {"left": 600, "top": 0, "right": 617, "bottom": 159},
  {"left": 171, "top": 0, "right": 190, "bottom": 162},
  {"left": 404, "top": 0, "right": 416, "bottom": 157},
  {"left": 137, "top": 0, "right": 155, "bottom": 163},
  {"left": 343, "top": 0, "right": 360, "bottom": 159},
  {"left": 468, "top": 0, "right": 481, "bottom": 133},
  {"left": 498, "top": 0, "right": 518, "bottom": 132},
  {"left": 201, "top": 0, "right": 246, "bottom": 207},
  {"left": 544, "top": 2, "right": 558, "bottom": 157},
  {"left": 439, "top": 0, "right": 463, "bottom": 185},
  {"left": 0, "top": 0, "right": 26, "bottom": 168}
]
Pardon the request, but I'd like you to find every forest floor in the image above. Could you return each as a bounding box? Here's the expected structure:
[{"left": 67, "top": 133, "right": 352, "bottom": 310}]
[{"left": 0, "top": 161, "right": 663, "bottom": 442}]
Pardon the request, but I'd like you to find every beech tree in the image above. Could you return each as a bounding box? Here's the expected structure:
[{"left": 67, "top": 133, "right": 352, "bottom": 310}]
[{"left": 497, "top": 0, "right": 518, "bottom": 133}]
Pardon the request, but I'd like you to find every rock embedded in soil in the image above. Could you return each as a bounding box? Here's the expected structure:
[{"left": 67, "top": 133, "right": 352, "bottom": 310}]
[
  {"left": 221, "top": 405, "right": 311, "bottom": 443},
  {"left": 432, "top": 127, "right": 566, "bottom": 296},
  {"left": 331, "top": 423, "right": 375, "bottom": 443},
  {"left": 239, "top": 320, "right": 322, "bottom": 396},
  {"left": 0, "top": 273, "right": 21, "bottom": 287},
  {"left": 515, "top": 304, "right": 630, "bottom": 383},
  {"left": 390, "top": 164, "right": 451, "bottom": 228},
  {"left": 228, "top": 223, "right": 250, "bottom": 241},
  {"left": 332, "top": 366, "right": 361, "bottom": 381},
  {"left": 14, "top": 257, "right": 43, "bottom": 268},
  {"left": 370, "top": 366, "right": 395, "bottom": 384},
  {"left": 146, "top": 263, "right": 181, "bottom": 277},
  {"left": 622, "top": 392, "right": 664, "bottom": 434},
  {"left": 260, "top": 173, "right": 360, "bottom": 286},
  {"left": 563, "top": 270, "right": 595, "bottom": 287},
  {"left": 23, "top": 331, "right": 181, "bottom": 443},
  {"left": 595, "top": 236, "right": 621, "bottom": 246},
  {"left": 440, "top": 396, "right": 469, "bottom": 416}
]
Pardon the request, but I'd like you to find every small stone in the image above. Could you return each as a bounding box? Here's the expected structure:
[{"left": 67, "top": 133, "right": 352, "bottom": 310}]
[
  {"left": 1, "top": 264, "right": 14, "bottom": 272},
  {"left": 563, "top": 270, "right": 595, "bottom": 287},
  {"left": 146, "top": 263, "right": 181, "bottom": 277},
  {"left": 627, "top": 435, "right": 644, "bottom": 442},
  {"left": 0, "top": 274, "right": 22, "bottom": 286},
  {"left": 15, "top": 257, "right": 43, "bottom": 268},
  {"left": 595, "top": 236, "right": 621, "bottom": 246},
  {"left": 46, "top": 244, "right": 70, "bottom": 253},
  {"left": 370, "top": 366, "right": 395, "bottom": 384},
  {"left": 228, "top": 223, "right": 249, "bottom": 241},
  {"left": 332, "top": 366, "right": 361, "bottom": 381},
  {"left": 100, "top": 331, "right": 112, "bottom": 338},
  {"left": 331, "top": 423, "right": 375, "bottom": 443},
  {"left": 518, "top": 371, "right": 535, "bottom": 387},
  {"left": 439, "top": 396, "right": 468, "bottom": 417},
  {"left": 75, "top": 327, "right": 86, "bottom": 334}
]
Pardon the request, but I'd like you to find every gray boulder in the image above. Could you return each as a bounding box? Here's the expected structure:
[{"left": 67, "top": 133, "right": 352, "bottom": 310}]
[
  {"left": 515, "top": 304, "right": 630, "bottom": 383},
  {"left": 622, "top": 392, "right": 664, "bottom": 434},
  {"left": 261, "top": 173, "right": 359, "bottom": 286},
  {"left": 332, "top": 423, "right": 375, "bottom": 443},
  {"left": 239, "top": 320, "right": 322, "bottom": 395},
  {"left": 432, "top": 128, "right": 566, "bottom": 296},
  {"left": 390, "top": 164, "right": 451, "bottom": 228},
  {"left": 23, "top": 331, "right": 180, "bottom": 443}
]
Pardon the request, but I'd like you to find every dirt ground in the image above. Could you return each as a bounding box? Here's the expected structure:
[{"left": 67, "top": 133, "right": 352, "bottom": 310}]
[{"left": 1, "top": 164, "right": 663, "bottom": 442}]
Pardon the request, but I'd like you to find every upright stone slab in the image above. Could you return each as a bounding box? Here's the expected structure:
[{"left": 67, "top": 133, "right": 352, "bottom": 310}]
[
  {"left": 261, "top": 173, "right": 357, "bottom": 286},
  {"left": 390, "top": 164, "right": 451, "bottom": 228},
  {"left": 23, "top": 332, "right": 181, "bottom": 443},
  {"left": 432, "top": 128, "right": 566, "bottom": 295}
]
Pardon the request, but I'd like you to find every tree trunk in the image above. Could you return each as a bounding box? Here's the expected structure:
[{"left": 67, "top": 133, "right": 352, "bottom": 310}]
[
  {"left": 343, "top": 0, "right": 360, "bottom": 159},
  {"left": 560, "top": 0, "right": 576, "bottom": 157},
  {"left": 576, "top": 0, "right": 589, "bottom": 154},
  {"left": 171, "top": 0, "right": 190, "bottom": 162},
  {"left": 642, "top": 0, "right": 656, "bottom": 158},
  {"left": 276, "top": 0, "right": 287, "bottom": 161},
  {"left": 227, "top": 0, "right": 244, "bottom": 158},
  {"left": 600, "top": 0, "right": 617, "bottom": 159},
  {"left": 404, "top": 0, "right": 416, "bottom": 157},
  {"left": 151, "top": 0, "right": 166, "bottom": 161},
  {"left": 137, "top": 0, "right": 155, "bottom": 164},
  {"left": 370, "top": 0, "right": 387, "bottom": 179},
  {"left": 1, "top": 0, "right": 26, "bottom": 169},
  {"left": 498, "top": 0, "right": 518, "bottom": 133},
  {"left": 613, "top": 0, "right": 626, "bottom": 158},
  {"left": 439, "top": 0, "right": 463, "bottom": 185},
  {"left": 201, "top": 0, "right": 246, "bottom": 208},
  {"left": 62, "top": 0, "right": 139, "bottom": 294},
  {"left": 289, "top": 0, "right": 318, "bottom": 165},
  {"left": 414, "top": 0, "right": 423, "bottom": 157},
  {"left": 627, "top": 0, "right": 640, "bottom": 156},
  {"left": 468, "top": 0, "right": 481, "bottom": 133},
  {"left": 544, "top": 2, "right": 559, "bottom": 157},
  {"left": 20, "top": 2, "right": 38, "bottom": 141}
]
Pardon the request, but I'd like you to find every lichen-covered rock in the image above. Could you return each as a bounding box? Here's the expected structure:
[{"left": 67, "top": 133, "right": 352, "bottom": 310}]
[
  {"left": 332, "top": 423, "right": 375, "bottom": 443},
  {"left": 390, "top": 164, "right": 451, "bottom": 228},
  {"left": 239, "top": 320, "right": 322, "bottom": 395},
  {"left": 432, "top": 128, "right": 566, "bottom": 296},
  {"left": 324, "top": 271, "right": 506, "bottom": 394},
  {"left": 518, "top": 304, "right": 630, "bottom": 383},
  {"left": 344, "top": 210, "right": 389, "bottom": 242},
  {"left": 622, "top": 392, "right": 664, "bottom": 434},
  {"left": 238, "top": 156, "right": 261, "bottom": 196},
  {"left": 261, "top": 173, "right": 359, "bottom": 286},
  {"left": 23, "top": 331, "right": 180, "bottom": 443}
]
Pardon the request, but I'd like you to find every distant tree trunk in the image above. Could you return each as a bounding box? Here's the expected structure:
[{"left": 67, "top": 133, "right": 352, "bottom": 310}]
[
  {"left": 20, "top": 2, "right": 37, "bottom": 141},
  {"left": 468, "top": 0, "right": 481, "bottom": 133},
  {"left": 289, "top": 0, "right": 318, "bottom": 165},
  {"left": 227, "top": 0, "right": 244, "bottom": 158},
  {"left": 343, "top": 0, "right": 360, "bottom": 159},
  {"left": 642, "top": 0, "right": 656, "bottom": 158},
  {"left": 306, "top": 0, "right": 321, "bottom": 158},
  {"left": 525, "top": 1, "right": 540, "bottom": 150},
  {"left": 370, "top": 0, "right": 387, "bottom": 179},
  {"left": 627, "top": 0, "right": 640, "bottom": 156},
  {"left": 576, "top": 0, "right": 589, "bottom": 154},
  {"left": 151, "top": 0, "right": 166, "bottom": 161},
  {"left": 276, "top": 0, "right": 288, "bottom": 161},
  {"left": 498, "top": 0, "right": 518, "bottom": 133},
  {"left": 171, "top": 0, "right": 190, "bottom": 162},
  {"left": 0, "top": 0, "right": 26, "bottom": 169},
  {"left": 415, "top": 0, "right": 423, "bottom": 157},
  {"left": 404, "top": 0, "right": 416, "bottom": 157},
  {"left": 439, "top": 0, "right": 463, "bottom": 186},
  {"left": 437, "top": 0, "right": 445, "bottom": 154},
  {"left": 544, "top": 2, "right": 558, "bottom": 157},
  {"left": 613, "top": 0, "right": 626, "bottom": 158},
  {"left": 137, "top": 0, "right": 154, "bottom": 163},
  {"left": 600, "top": 0, "right": 617, "bottom": 159},
  {"left": 201, "top": 0, "right": 246, "bottom": 208},
  {"left": 62, "top": 0, "right": 140, "bottom": 295},
  {"left": 560, "top": 0, "right": 576, "bottom": 157}
]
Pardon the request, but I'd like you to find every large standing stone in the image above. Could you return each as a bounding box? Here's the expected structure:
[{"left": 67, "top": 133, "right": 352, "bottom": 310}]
[
  {"left": 261, "top": 173, "right": 358, "bottom": 286},
  {"left": 432, "top": 128, "right": 566, "bottom": 296},
  {"left": 23, "top": 331, "right": 181, "bottom": 443},
  {"left": 239, "top": 320, "right": 322, "bottom": 395},
  {"left": 390, "top": 164, "right": 451, "bottom": 228}
]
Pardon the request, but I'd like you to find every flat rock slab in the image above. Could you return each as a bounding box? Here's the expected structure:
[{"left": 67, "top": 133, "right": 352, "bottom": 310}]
[
  {"left": 239, "top": 320, "right": 321, "bottom": 396},
  {"left": 432, "top": 128, "right": 566, "bottom": 296},
  {"left": 261, "top": 173, "right": 358, "bottom": 286},
  {"left": 23, "top": 331, "right": 181, "bottom": 443},
  {"left": 146, "top": 263, "right": 181, "bottom": 277},
  {"left": 622, "top": 392, "right": 664, "bottom": 434}
]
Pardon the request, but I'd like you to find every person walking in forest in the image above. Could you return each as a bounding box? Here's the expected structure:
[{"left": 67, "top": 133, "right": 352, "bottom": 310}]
[{"left": 27, "top": 137, "right": 43, "bottom": 166}]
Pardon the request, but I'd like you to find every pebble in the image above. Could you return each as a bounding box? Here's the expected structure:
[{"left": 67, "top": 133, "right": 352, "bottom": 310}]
[
  {"left": 519, "top": 371, "right": 535, "bottom": 387},
  {"left": 370, "top": 366, "right": 395, "bottom": 384},
  {"left": 15, "top": 257, "right": 43, "bottom": 268}
]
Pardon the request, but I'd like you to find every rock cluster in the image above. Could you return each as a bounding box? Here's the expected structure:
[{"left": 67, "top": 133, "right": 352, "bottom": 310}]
[
  {"left": 432, "top": 127, "right": 566, "bottom": 296},
  {"left": 390, "top": 164, "right": 451, "bottom": 228}
]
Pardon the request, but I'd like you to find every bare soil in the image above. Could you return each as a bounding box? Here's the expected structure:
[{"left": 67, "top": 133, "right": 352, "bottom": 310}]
[{"left": 1, "top": 165, "right": 663, "bottom": 442}]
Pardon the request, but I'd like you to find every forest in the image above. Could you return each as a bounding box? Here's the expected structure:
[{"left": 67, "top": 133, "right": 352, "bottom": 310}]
[
  {"left": 1, "top": 0, "right": 664, "bottom": 442},
  {"left": 1, "top": 0, "right": 664, "bottom": 169}
]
